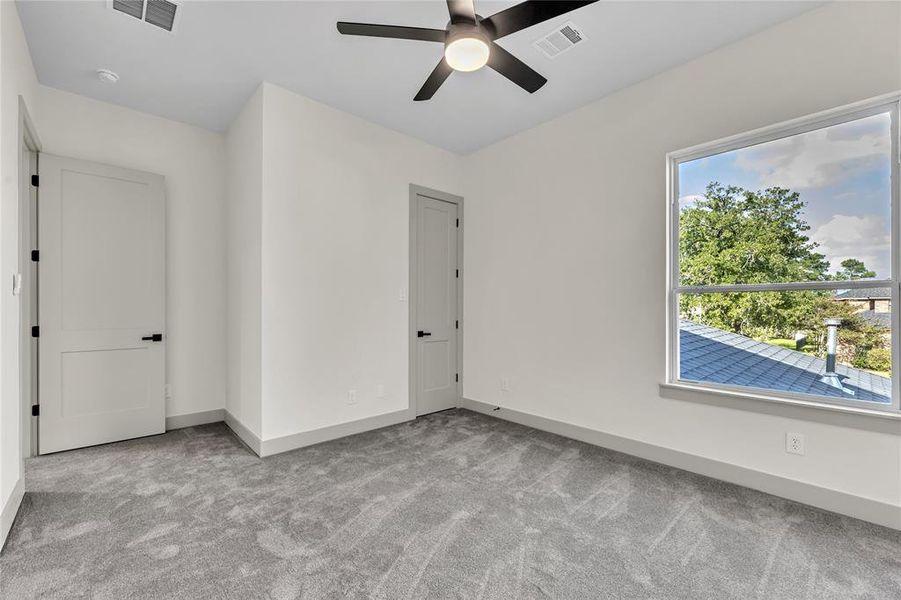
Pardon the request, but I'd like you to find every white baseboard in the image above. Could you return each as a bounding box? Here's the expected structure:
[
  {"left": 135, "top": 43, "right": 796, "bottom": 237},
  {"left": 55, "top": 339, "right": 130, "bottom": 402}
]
[
  {"left": 0, "top": 478, "right": 25, "bottom": 553},
  {"left": 261, "top": 408, "right": 414, "bottom": 457},
  {"left": 165, "top": 409, "right": 225, "bottom": 431},
  {"left": 224, "top": 410, "right": 262, "bottom": 457},
  {"left": 460, "top": 398, "right": 900, "bottom": 530}
]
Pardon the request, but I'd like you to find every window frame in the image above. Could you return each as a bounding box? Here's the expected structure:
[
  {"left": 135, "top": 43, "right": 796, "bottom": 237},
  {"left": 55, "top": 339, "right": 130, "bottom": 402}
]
[{"left": 666, "top": 93, "right": 901, "bottom": 414}]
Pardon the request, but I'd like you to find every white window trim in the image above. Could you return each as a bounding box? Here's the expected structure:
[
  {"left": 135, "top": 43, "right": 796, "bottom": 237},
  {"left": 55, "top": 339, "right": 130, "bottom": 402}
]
[{"left": 666, "top": 92, "right": 901, "bottom": 415}]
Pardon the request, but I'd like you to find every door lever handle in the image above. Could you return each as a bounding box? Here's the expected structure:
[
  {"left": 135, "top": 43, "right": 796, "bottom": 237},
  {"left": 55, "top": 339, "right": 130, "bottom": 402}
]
[
  {"left": 141, "top": 334, "right": 163, "bottom": 342},
  {"left": 417, "top": 330, "right": 431, "bottom": 338}
]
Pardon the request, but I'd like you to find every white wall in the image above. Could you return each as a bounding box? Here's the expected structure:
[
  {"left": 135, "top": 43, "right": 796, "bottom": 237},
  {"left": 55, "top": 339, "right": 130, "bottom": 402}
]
[
  {"left": 34, "top": 86, "right": 228, "bottom": 421},
  {"left": 258, "top": 83, "right": 462, "bottom": 440},
  {"left": 462, "top": 1, "right": 901, "bottom": 508},
  {"left": 0, "top": 0, "right": 39, "bottom": 541},
  {"left": 225, "top": 87, "right": 263, "bottom": 437}
]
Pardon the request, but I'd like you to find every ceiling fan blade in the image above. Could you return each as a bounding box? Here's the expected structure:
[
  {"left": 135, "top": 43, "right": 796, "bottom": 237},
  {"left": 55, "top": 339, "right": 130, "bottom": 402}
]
[
  {"left": 487, "top": 44, "right": 547, "bottom": 93},
  {"left": 414, "top": 58, "right": 454, "bottom": 101},
  {"left": 336, "top": 22, "right": 447, "bottom": 43},
  {"left": 482, "top": 1, "right": 598, "bottom": 40},
  {"left": 446, "top": 0, "right": 477, "bottom": 25}
]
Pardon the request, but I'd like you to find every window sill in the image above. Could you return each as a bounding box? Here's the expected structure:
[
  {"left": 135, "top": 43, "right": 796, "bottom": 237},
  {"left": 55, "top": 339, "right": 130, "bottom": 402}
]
[{"left": 659, "top": 381, "right": 901, "bottom": 431}]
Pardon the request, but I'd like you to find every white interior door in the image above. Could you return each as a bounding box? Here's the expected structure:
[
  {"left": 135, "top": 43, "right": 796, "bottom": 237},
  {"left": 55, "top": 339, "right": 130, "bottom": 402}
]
[
  {"left": 38, "top": 154, "right": 166, "bottom": 454},
  {"left": 415, "top": 193, "right": 459, "bottom": 416}
]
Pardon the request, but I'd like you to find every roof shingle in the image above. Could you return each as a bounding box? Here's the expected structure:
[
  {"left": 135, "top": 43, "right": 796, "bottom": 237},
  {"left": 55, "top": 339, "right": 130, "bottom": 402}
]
[
  {"left": 833, "top": 287, "right": 891, "bottom": 300},
  {"left": 679, "top": 320, "right": 891, "bottom": 404}
]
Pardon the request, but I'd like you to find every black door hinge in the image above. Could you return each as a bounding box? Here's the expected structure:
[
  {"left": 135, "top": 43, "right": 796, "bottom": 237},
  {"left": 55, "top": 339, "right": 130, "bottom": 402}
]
[
  {"left": 31, "top": 175, "right": 39, "bottom": 187},
  {"left": 455, "top": 269, "right": 459, "bottom": 278},
  {"left": 31, "top": 250, "right": 39, "bottom": 262},
  {"left": 31, "top": 326, "right": 39, "bottom": 338},
  {"left": 456, "top": 218, "right": 459, "bottom": 228},
  {"left": 455, "top": 320, "right": 458, "bottom": 329},
  {"left": 455, "top": 373, "right": 459, "bottom": 382},
  {"left": 31, "top": 405, "right": 39, "bottom": 417}
]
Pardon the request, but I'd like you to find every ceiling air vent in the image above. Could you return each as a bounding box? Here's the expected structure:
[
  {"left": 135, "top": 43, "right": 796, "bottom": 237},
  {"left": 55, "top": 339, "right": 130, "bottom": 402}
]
[
  {"left": 533, "top": 22, "right": 585, "bottom": 59},
  {"left": 112, "top": 0, "right": 143, "bottom": 19},
  {"left": 110, "top": 0, "right": 180, "bottom": 33}
]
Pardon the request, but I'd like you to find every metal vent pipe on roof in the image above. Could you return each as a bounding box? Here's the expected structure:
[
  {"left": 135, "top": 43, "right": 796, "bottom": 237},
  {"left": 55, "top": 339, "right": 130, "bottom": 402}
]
[
  {"left": 824, "top": 318, "right": 841, "bottom": 375},
  {"left": 820, "top": 318, "right": 854, "bottom": 395}
]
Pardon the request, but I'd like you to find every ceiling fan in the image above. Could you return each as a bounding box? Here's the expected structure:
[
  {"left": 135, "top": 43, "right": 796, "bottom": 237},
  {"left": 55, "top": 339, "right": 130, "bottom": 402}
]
[{"left": 337, "top": 1, "right": 598, "bottom": 101}]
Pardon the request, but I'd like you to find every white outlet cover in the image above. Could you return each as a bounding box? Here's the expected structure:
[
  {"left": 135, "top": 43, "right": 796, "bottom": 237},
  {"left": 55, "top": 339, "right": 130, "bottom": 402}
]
[
  {"left": 348, "top": 389, "right": 358, "bottom": 405},
  {"left": 786, "top": 432, "right": 805, "bottom": 455}
]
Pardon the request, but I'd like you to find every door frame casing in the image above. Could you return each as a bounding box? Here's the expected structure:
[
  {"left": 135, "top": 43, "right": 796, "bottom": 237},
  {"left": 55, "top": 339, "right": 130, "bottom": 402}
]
[
  {"left": 408, "top": 184, "right": 464, "bottom": 417},
  {"left": 18, "top": 96, "right": 41, "bottom": 458}
]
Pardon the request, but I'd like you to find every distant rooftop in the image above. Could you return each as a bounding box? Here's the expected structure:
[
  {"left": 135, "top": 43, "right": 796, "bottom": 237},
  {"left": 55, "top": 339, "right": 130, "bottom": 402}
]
[
  {"left": 834, "top": 287, "right": 891, "bottom": 300},
  {"left": 680, "top": 320, "right": 891, "bottom": 404},
  {"left": 858, "top": 310, "right": 892, "bottom": 329}
]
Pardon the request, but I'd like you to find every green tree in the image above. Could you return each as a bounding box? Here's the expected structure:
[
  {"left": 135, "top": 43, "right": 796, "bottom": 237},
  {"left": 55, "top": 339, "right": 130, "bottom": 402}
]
[
  {"left": 679, "top": 183, "right": 829, "bottom": 337},
  {"left": 800, "top": 295, "right": 885, "bottom": 363},
  {"left": 679, "top": 182, "right": 888, "bottom": 373},
  {"left": 679, "top": 182, "right": 829, "bottom": 287},
  {"left": 834, "top": 258, "right": 876, "bottom": 280}
]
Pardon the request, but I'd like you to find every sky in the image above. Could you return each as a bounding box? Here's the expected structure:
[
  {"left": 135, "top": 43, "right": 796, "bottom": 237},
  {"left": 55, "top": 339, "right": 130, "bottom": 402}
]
[{"left": 679, "top": 112, "right": 892, "bottom": 279}]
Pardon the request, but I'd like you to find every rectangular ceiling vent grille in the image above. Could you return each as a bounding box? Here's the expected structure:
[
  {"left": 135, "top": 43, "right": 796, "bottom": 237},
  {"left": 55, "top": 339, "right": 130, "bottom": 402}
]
[
  {"left": 111, "top": 0, "right": 180, "bottom": 33},
  {"left": 112, "top": 0, "right": 143, "bottom": 19},
  {"left": 533, "top": 22, "right": 585, "bottom": 59}
]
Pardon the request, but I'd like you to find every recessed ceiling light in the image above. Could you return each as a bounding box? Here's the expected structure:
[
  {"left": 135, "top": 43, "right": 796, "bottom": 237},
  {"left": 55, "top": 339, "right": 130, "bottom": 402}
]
[{"left": 96, "top": 69, "right": 120, "bottom": 84}]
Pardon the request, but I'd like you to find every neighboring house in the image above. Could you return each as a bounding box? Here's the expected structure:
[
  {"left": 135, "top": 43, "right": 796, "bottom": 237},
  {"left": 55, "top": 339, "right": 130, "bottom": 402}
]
[
  {"left": 680, "top": 320, "right": 891, "bottom": 404},
  {"left": 834, "top": 287, "right": 891, "bottom": 327},
  {"left": 855, "top": 309, "right": 892, "bottom": 329}
]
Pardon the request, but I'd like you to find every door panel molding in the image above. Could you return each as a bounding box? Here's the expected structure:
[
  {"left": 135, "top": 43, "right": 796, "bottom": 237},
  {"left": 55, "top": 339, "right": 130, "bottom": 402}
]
[{"left": 409, "top": 184, "right": 463, "bottom": 417}]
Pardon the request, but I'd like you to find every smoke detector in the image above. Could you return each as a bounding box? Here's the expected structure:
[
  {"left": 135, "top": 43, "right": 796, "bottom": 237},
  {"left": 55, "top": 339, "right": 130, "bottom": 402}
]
[
  {"left": 109, "top": 0, "right": 180, "bottom": 33},
  {"left": 533, "top": 22, "right": 586, "bottom": 59},
  {"left": 96, "top": 69, "right": 120, "bottom": 84}
]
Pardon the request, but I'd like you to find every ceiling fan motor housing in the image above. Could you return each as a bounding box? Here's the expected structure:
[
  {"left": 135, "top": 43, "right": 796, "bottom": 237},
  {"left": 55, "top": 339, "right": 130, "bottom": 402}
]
[{"left": 446, "top": 21, "right": 490, "bottom": 48}]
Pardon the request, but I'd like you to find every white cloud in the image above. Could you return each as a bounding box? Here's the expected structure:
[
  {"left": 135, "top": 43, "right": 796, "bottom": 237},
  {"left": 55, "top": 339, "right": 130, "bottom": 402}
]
[
  {"left": 809, "top": 214, "right": 890, "bottom": 278},
  {"left": 734, "top": 116, "right": 890, "bottom": 190},
  {"left": 678, "top": 194, "right": 705, "bottom": 207}
]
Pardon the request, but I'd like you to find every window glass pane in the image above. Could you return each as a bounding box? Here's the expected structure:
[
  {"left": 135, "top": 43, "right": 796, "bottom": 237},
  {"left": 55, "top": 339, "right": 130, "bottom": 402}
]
[
  {"left": 678, "top": 290, "right": 892, "bottom": 405},
  {"left": 678, "top": 112, "right": 892, "bottom": 286}
]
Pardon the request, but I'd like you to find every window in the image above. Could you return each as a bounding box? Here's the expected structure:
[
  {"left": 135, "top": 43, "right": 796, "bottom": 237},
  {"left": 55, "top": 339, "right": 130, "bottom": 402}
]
[{"left": 667, "top": 97, "right": 900, "bottom": 412}]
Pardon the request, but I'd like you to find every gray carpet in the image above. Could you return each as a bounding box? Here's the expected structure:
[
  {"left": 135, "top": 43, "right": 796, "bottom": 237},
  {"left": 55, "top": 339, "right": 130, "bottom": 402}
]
[{"left": 0, "top": 409, "right": 899, "bottom": 599}]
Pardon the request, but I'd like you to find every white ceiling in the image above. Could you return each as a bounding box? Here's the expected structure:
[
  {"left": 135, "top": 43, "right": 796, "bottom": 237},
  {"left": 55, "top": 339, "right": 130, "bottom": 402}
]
[{"left": 17, "top": 1, "right": 823, "bottom": 154}]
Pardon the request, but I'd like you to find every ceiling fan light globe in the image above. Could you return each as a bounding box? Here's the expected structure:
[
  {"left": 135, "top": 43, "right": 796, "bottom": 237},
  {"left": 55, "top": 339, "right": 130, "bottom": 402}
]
[{"left": 445, "top": 37, "right": 490, "bottom": 72}]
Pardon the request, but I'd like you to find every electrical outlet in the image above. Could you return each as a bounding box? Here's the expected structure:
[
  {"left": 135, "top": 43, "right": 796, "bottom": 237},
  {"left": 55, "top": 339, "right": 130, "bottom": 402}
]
[
  {"left": 347, "top": 389, "right": 358, "bottom": 405},
  {"left": 501, "top": 378, "right": 511, "bottom": 392},
  {"left": 786, "top": 432, "right": 805, "bottom": 455}
]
